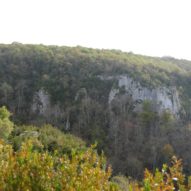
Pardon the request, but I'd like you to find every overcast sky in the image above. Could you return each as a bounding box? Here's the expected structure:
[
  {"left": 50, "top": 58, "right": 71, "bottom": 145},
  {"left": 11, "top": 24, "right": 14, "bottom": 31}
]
[{"left": 0, "top": 0, "right": 191, "bottom": 60}]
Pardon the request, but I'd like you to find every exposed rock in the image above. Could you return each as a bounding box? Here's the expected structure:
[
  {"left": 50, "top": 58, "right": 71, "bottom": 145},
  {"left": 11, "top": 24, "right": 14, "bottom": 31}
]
[
  {"left": 107, "top": 75, "right": 181, "bottom": 115},
  {"left": 31, "top": 89, "right": 51, "bottom": 115},
  {"left": 31, "top": 89, "right": 62, "bottom": 117},
  {"left": 31, "top": 89, "right": 70, "bottom": 129}
]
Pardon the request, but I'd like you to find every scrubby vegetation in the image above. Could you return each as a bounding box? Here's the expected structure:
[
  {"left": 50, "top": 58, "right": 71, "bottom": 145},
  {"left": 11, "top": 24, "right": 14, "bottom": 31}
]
[
  {"left": 10, "top": 124, "right": 86, "bottom": 153},
  {"left": 0, "top": 140, "right": 117, "bottom": 191},
  {"left": 0, "top": 106, "right": 117, "bottom": 190},
  {"left": 129, "top": 157, "right": 191, "bottom": 191}
]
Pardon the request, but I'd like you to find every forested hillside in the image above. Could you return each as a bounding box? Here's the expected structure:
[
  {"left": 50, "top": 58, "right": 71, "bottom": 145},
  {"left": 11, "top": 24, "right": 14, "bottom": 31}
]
[{"left": 1, "top": 43, "right": 191, "bottom": 180}]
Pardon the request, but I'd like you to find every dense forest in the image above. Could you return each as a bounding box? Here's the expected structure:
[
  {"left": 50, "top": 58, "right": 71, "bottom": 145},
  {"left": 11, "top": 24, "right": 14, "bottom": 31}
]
[{"left": 1, "top": 43, "right": 191, "bottom": 190}]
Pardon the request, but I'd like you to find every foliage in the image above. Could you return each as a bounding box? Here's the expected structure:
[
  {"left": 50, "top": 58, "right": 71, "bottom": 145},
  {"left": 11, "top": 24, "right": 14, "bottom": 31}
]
[
  {"left": 0, "top": 43, "right": 191, "bottom": 120},
  {"left": 0, "top": 107, "right": 117, "bottom": 190},
  {"left": 112, "top": 176, "right": 130, "bottom": 191},
  {"left": 0, "top": 140, "right": 117, "bottom": 191},
  {"left": 10, "top": 124, "right": 86, "bottom": 154},
  {"left": 129, "top": 156, "right": 191, "bottom": 191},
  {"left": 1, "top": 44, "right": 191, "bottom": 179},
  {"left": 0, "top": 106, "right": 13, "bottom": 139}
]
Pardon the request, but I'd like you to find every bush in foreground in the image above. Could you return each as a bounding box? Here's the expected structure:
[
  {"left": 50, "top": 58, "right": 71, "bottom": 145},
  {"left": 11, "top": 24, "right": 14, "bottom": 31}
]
[
  {"left": 129, "top": 156, "right": 191, "bottom": 191},
  {"left": 0, "top": 140, "right": 117, "bottom": 191}
]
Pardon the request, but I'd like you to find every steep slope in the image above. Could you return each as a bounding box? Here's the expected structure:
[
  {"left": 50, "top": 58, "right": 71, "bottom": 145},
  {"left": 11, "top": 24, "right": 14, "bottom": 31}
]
[{"left": 1, "top": 43, "right": 191, "bottom": 178}]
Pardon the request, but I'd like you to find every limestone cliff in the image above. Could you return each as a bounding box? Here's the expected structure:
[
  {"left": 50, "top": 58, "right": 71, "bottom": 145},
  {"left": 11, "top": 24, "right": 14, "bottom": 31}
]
[
  {"left": 104, "top": 75, "right": 181, "bottom": 115},
  {"left": 32, "top": 75, "right": 182, "bottom": 121}
]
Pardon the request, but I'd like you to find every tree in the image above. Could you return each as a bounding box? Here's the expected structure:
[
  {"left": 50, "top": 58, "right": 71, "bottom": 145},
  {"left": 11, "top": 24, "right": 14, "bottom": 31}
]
[
  {"left": 0, "top": 106, "right": 13, "bottom": 139},
  {"left": 0, "top": 82, "right": 13, "bottom": 104}
]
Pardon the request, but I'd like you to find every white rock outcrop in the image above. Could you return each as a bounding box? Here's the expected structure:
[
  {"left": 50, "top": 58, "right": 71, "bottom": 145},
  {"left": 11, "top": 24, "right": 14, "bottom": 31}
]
[
  {"left": 108, "top": 75, "right": 181, "bottom": 115},
  {"left": 31, "top": 89, "right": 51, "bottom": 115},
  {"left": 31, "top": 89, "right": 62, "bottom": 118}
]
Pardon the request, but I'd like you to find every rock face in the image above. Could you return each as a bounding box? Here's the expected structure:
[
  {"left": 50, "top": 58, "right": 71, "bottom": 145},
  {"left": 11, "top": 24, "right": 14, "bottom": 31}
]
[
  {"left": 32, "top": 76, "right": 181, "bottom": 117},
  {"left": 31, "top": 89, "right": 70, "bottom": 129},
  {"left": 108, "top": 75, "right": 181, "bottom": 115},
  {"left": 31, "top": 89, "right": 62, "bottom": 118},
  {"left": 31, "top": 75, "right": 181, "bottom": 130},
  {"left": 32, "top": 89, "right": 51, "bottom": 115}
]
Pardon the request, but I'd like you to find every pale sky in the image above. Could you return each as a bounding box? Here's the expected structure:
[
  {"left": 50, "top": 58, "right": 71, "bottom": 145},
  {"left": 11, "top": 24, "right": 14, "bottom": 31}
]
[{"left": 0, "top": 0, "right": 191, "bottom": 60}]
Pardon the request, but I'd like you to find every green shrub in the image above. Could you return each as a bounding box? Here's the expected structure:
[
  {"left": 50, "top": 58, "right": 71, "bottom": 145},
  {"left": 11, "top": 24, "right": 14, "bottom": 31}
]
[
  {"left": 10, "top": 124, "right": 86, "bottom": 154},
  {"left": 0, "top": 140, "right": 117, "bottom": 191},
  {"left": 0, "top": 106, "right": 13, "bottom": 140}
]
